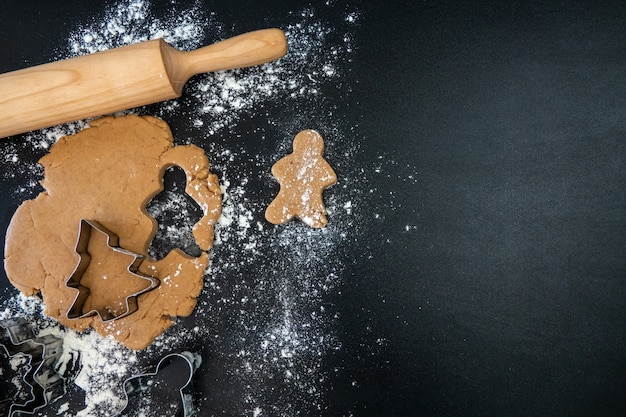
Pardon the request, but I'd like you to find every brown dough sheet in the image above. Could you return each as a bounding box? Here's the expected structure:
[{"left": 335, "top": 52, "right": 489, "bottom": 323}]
[{"left": 3, "top": 115, "right": 221, "bottom": 350}]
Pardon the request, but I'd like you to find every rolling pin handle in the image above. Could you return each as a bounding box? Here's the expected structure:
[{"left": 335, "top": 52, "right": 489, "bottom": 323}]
[{"left": 167, "top": 28, "right": 288, "bottom": 93}]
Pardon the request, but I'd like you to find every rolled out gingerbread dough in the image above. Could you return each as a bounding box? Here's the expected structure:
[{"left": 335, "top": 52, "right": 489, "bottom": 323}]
[{"left": 3, "top": 115, "right": 221, "bottom": 350}]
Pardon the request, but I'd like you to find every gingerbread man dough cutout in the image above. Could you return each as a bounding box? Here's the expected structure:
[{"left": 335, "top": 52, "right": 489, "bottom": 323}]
[{"left": 265, "top": 129, "right": 337, "bottom": 228}]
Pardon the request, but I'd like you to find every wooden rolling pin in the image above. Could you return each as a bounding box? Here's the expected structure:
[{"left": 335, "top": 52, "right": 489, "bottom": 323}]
[{"left": 0, "top": 28, "right": 288, "bottom": 139}]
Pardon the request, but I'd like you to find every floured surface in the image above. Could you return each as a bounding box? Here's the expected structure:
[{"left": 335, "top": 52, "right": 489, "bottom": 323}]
[
  {"left": 4, "top": 115, "right": 221, "bottom": 350},
  {"left": 2, "top": 1, "right": 622, "bottom": 417},
  {"left": 0, "top": 2, "right": 369, "bottom": 416}
]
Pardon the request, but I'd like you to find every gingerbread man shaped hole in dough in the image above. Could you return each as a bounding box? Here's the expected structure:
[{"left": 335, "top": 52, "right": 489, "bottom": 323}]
[{"left": 265, "top": 129, "right": 337, "bottom": 228}]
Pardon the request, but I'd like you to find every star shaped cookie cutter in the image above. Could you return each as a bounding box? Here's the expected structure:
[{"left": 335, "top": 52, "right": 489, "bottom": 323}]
[
  {"left": 66, "top": 219, "right": 160, "bottom": 321},
  {"left": 115, "top": 351, "right": 201, "bottom": 417},
  {"left": 0, "top": 317, "right": 78, "bottom": 417}
]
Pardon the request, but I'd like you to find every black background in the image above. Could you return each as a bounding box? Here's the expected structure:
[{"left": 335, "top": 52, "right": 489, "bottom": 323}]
[{"left": 1, "top": 1, "right": 625, "bottom": 416}]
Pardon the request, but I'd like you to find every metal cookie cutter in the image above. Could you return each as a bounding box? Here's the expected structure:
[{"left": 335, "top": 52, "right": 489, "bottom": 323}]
[
  {"left": 66, "top": 219, "right": 160, "bottom": 321},
  {"left": 0, "top": 317, "right": 78, "bottom": 417},
  {"left": 115, "top": 351, "right": 202, "bottom": 417}
]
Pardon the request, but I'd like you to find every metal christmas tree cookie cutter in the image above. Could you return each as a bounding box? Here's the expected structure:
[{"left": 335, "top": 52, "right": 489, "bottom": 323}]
[
  {"left": 115, "top": 351, "right": 202, "bottom": 417},
  {"left": 65, "top": 219, "right": 160, "bottom": 322},
  {"left": 0, "top": 317, "right": 77, "bottom": 417}
]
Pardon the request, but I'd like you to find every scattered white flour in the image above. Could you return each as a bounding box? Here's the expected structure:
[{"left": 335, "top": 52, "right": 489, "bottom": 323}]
[
  {"left": 0, "top": 1, "right": 368, "bottom": 416},
  {"left": 0, "top": 293, "right": 140, "bottom": 416},
  {"left": 67, "top": 0, "right": 215, "bottom": 54}
]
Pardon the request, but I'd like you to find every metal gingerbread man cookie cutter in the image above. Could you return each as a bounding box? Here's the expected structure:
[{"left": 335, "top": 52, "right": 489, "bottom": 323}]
[
  {"left": 66, "top": 219, "right": 160, "bottom": 321},
  {"left": 115, "top": 351, "right": 202, "bottom": 417}
]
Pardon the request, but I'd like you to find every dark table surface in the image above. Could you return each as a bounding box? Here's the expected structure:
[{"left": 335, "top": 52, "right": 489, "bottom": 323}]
[{"left": 1, "top": 1, "right": 625, "bottom": 416}]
